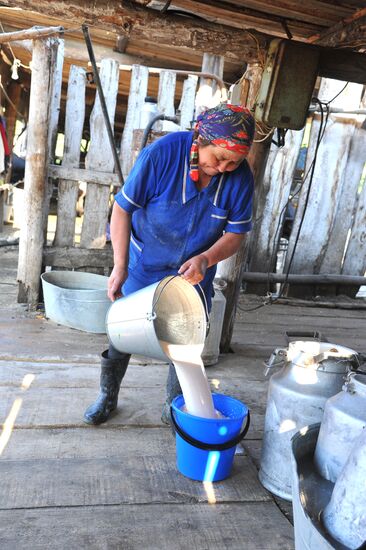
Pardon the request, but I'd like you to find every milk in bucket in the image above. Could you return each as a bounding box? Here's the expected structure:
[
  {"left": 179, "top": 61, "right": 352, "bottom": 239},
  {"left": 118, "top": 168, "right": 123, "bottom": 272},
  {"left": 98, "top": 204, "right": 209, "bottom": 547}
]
[{"left": 106, "top": 276, "right": 217, "bottom": 418}]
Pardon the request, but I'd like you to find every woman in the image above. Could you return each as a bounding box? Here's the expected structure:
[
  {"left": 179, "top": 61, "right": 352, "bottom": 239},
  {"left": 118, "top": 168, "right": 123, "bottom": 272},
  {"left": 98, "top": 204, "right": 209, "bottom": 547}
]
[{"left": 84, "top": 102, "right": 255, "bottom": 425}]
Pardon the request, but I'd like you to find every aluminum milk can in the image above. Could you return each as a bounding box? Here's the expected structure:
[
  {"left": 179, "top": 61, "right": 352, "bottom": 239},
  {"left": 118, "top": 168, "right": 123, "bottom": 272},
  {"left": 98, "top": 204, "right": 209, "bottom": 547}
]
[
  {"left": 258, "top": 334, "right": 358, "bottom": 501},
  {"left": 322, "top": 426, "right": 366, "bottom": 549},
  {"left": 314, "top": 371, "right": 366, "bottom": 482}
]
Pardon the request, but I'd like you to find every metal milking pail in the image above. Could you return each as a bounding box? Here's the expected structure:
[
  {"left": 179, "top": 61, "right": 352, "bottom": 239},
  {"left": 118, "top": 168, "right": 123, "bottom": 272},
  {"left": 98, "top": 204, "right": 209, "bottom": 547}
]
[
  {"left": 314, "top": 371, "right": 366, "bottom": 483},
  {"left": 258, "top": 331, "right": 358, "bottom": 501},
  {"left": 105, "top": 275, "right": 207, "bottom": 362}
]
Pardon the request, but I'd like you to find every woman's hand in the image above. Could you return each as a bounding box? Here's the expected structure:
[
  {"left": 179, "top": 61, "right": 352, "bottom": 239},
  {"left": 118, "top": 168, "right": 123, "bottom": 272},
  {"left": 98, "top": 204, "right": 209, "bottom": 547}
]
[
  {"left": 108, "top": 265, "right": 128, "bottom": 302},
  {"left": 178, "top": 254, "right": 208, "bottom": 285}
]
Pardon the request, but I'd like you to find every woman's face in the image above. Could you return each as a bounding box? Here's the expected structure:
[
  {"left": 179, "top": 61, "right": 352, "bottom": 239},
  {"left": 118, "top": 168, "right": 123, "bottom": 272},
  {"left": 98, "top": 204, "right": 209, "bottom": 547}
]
[{"left": 198, "top": 142, "right": 247, "bottom": 177}]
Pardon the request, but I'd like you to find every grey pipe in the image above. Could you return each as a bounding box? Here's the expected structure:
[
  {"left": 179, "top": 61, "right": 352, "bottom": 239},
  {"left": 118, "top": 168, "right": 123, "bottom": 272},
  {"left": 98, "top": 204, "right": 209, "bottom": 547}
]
[{"left": 139, "top": 114, "right": 179, "bottom": 151}]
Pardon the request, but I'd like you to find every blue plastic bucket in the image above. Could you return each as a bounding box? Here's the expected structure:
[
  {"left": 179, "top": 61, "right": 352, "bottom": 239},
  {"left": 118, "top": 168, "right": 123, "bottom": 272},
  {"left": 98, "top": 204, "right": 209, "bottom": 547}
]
[{"left": 171, "top": 393, "right": 250, "bottom": 482}]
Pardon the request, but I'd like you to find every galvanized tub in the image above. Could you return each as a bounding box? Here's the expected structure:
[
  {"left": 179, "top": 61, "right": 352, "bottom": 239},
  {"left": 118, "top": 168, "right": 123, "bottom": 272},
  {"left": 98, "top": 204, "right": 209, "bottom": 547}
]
[
  {"left": 41, "top": 271, "right": 110, "bottom": 333},
  {"left": 291, "top": 425, "right": 344, "bottom": 550},
  {"left": 259, "top": 336, "right": 358, "bottom": 501},
  {"left": 314, "top": 372, "right": 366, "bottom": 482}
]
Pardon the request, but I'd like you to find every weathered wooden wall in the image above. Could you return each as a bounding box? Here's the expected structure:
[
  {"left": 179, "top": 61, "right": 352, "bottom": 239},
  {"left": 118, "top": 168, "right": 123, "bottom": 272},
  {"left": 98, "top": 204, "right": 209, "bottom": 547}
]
[{"left": 285, "top": 79, "right": 366, "bottom": 297}]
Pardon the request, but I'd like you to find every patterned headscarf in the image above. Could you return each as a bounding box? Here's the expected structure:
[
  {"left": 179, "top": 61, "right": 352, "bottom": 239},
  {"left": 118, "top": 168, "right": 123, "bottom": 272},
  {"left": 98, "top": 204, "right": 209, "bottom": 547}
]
[{"left": 189, "top": 103, "right": 255, "bottom": 181}]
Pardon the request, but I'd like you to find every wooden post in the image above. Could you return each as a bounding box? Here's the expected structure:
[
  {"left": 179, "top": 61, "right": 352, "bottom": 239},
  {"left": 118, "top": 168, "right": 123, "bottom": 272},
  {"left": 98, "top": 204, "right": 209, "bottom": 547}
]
[
  {"left": 54, "top": 65, "right": 86, "bottom": 247},
  {"left": 17, "top": 37, "right": 61, "bottom": 305},
  {"left": 219, "top": 62, "right": 269, "bottom": 352}
]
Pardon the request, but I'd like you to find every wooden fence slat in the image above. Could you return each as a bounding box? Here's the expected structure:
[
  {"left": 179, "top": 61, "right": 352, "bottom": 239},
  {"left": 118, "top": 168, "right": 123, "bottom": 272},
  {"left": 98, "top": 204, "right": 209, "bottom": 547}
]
[
  {"left": 80, "top": 58, "right": 120, "bottom": 249},
  {"left": 247, "top": 129, "right": 304, "bottom": 277},
  {"left": 119, "top": 64, "right": 149, "bottom": 178},
  {"left": 321, "top": 120, "right": 366, "bottom": 278},
  {"left": 43, "top": 38, "right": 64, "bottom": 242},
  {"left": 43, "top": 246, "right": 113, "bottom": 269},
  {"left": 49, "top": 165, "right": 119, "bottom": 187},
  {"left": 285, "top": 80, "right": 364, "bottom": 289},
  {"left": 54, "top": 65, "right": 86, "bottom": 247},
  {"left": 178, "top": 75, "right": 198, "bottom": 131},
  {"left": 17, "top": 37, "right": 62, "bottom": 305},
  {"left": 155, "top": 70, "right": 179, "bottom": 132},
  {"left": 342, "top": 125, "right": 366, "bottom": 278}
]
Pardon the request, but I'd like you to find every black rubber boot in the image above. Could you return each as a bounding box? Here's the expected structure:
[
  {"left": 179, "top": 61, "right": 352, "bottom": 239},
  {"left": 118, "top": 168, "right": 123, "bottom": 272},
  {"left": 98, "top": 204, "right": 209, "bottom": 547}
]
[
  {"left": 161, "top": 362, "right": 182, "bottom": 426},
  {"left": 84, "top": 348, "right": 130, "bottom": 425}
]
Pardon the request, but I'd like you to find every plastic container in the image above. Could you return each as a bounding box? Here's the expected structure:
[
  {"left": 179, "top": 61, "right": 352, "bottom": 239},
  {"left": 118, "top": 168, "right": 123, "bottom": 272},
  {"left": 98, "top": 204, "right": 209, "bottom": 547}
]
[
  {"left": 41, "top": 270, "right": 110, "bottom": 333},
  {"left": 202, "top": 281, "right": 226, "bottom": 366},
  {"left": 171, "top": 393, "right": 250, "bottom": 482}
]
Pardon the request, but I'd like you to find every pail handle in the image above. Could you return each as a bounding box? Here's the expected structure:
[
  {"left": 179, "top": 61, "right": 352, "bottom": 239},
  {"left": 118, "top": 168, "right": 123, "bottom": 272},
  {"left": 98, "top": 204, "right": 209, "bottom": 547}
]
[
  {"left": 285, "top": 331, "right": 327, "bottom": 343},
  {"left": 170, "top": 407, "right": 250, "bottom": 451}
]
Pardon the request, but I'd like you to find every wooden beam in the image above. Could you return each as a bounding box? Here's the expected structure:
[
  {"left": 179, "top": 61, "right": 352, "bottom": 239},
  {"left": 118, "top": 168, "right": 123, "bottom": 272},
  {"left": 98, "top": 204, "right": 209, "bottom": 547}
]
[
  {"left": 0, "top": 25, "right": 64, "bottom": 43},
  {"left": 0, "top": 0, "right": 268, "bottom": 62},
  {"left": 49, "top": 165, "right": 120, "bottom": 187},
  {"left": 308, "top": 8, "right": 366, "bottom": 48},
  {"left": 318, "top": 48, "right": 366, "bottom": 85},
  {"left": 43, "top": 246, "right": 113, "bottom": 269},
  {"left": 144, "top": 0, "right": 325, "bottom": 40}
]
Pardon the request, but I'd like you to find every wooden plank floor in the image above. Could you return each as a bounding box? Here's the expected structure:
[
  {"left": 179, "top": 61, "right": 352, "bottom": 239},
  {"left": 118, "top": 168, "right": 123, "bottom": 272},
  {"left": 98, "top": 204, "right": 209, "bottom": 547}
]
[{"left": 1, "top": 244, "right": 365, "bottom": 549}]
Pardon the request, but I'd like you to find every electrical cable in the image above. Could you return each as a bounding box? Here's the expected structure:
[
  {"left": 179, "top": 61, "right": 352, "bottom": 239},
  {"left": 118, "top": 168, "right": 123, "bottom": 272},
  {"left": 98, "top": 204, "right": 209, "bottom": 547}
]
[{"left": 237, "top": 97, "right": 331, "bottom": 313}]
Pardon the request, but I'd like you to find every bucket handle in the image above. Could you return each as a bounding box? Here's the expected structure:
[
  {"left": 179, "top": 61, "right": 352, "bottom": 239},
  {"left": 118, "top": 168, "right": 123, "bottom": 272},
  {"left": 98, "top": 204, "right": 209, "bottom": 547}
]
[
  {"left": 285, "top": 331, "right": 328, "bottom": 343},
  {"left": 170, "top": 407, "right": 250, "bottom": 451}
]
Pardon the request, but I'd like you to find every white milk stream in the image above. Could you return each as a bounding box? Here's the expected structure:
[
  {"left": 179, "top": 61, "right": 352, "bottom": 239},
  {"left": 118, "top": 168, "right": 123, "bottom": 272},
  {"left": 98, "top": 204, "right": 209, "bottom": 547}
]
[{"left": 159, "top": 341, "right": 217, "bottom": 419}]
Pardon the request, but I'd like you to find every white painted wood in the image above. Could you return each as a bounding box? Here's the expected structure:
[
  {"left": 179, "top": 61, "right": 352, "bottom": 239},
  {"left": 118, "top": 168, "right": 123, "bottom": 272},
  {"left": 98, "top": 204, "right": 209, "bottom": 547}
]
[
  {"left": 155, "top": 70, "right": 179, "bottom": 132},
  {"left": 178, "top": 74, "right": 198, "bottom": 131},
  {"left": 195, "top": 53, "right": 224, "bottom": 116},
  {"left": 119, "top": 64, "right": 149, "bottom": 178},
  {"left": 248, "top": 129, "right": 304, "bottom": 274},
  {"left": 286, "top": 79, "right": 364, "bottom": 277},
  {"left": 54, "top": 65, "right": 86, "bottom": 247},
  {"left": 17, "top": 38, "right": 60, "bottom": 305},
  {"left": 48, "top": 38, "right": 64, "bottom": 162},
  {"left": 342, "top": 123, "right": 366, "bottom": 277},
  {"left": 43, "top": 37, "right": 64, "bottom": 242},
  {"left": 49, "top": 165, "right": 119, "bottom": 187},
  {"left": 322, "top": 120, "right": 366, "bottom": 275},
  {"left": 81, "top": 58, "right": 119, "bottom": 249}
]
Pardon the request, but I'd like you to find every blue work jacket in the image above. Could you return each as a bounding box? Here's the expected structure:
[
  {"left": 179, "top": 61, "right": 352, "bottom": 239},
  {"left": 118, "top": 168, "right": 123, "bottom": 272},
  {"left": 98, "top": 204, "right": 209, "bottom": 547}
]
[{"left": 114, "top": 131, "right": 254, "bottom": 311}]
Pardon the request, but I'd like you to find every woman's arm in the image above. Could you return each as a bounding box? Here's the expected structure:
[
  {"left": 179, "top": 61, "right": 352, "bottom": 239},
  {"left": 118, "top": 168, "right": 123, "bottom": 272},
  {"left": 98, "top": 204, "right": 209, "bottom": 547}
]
[
  {"left": 107, "top": 202, "right": 132, "bottom": 301},
  {"left": 178, "top": 232, "right": 245, "bottom": 285}
]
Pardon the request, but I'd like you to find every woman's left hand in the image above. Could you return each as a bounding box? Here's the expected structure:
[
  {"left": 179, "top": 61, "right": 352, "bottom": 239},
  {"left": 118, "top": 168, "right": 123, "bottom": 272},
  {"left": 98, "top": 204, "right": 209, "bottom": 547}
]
[{"left": 178, "top": 254, "right": 208, "bottom": 285}]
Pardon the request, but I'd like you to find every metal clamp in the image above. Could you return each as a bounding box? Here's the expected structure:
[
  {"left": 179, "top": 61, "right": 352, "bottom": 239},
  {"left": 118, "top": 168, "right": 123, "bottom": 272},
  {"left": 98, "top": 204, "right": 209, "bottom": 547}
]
[{"left": 263, "top": 348, "right": 287, "bottom": 376}]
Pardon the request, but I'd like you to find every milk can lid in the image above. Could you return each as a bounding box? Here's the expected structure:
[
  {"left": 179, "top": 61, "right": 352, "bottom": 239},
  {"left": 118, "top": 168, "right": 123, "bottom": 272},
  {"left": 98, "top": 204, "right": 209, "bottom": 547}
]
[{"left": 289, "top": 341, "right": 358, "bottom": 373}]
